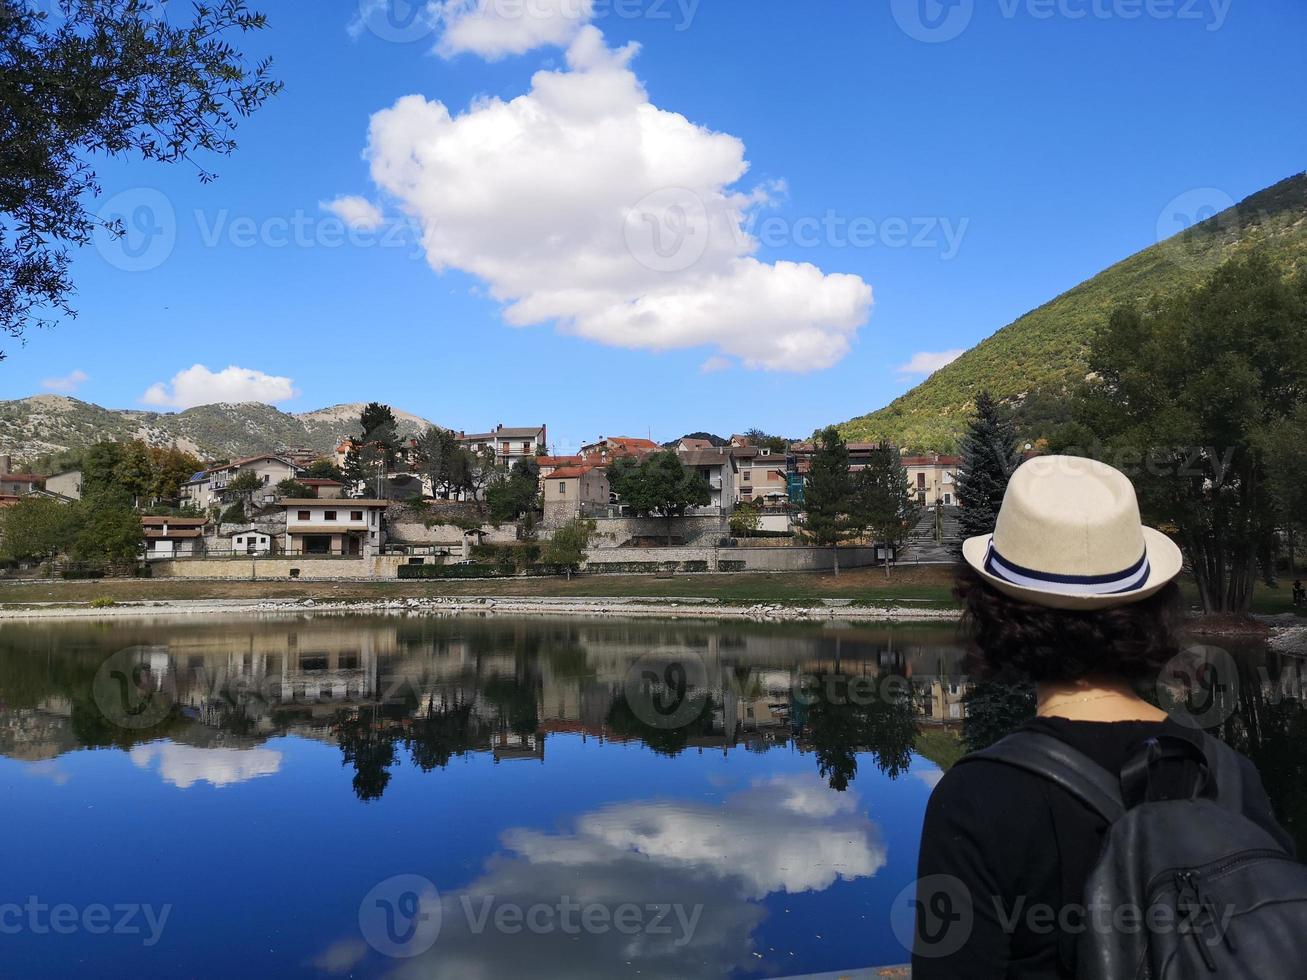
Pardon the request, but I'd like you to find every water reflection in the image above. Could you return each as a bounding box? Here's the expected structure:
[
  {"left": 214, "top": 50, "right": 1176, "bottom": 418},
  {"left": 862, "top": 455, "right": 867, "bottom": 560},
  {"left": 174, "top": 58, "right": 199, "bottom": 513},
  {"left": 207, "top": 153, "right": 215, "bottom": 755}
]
[
  {"left": 0, "top": 617, "right": 965, "bottom": 798},
  {"left": 1, "top": 615, "right": 1303, "bottom": 977}
]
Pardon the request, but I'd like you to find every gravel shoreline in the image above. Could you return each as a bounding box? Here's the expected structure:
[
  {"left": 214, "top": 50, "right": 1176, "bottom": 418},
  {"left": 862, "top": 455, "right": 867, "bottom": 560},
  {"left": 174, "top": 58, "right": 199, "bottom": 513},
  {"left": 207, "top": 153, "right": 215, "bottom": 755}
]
[{"left": 0, "top": 594, "right": 961, "bottom": 624}]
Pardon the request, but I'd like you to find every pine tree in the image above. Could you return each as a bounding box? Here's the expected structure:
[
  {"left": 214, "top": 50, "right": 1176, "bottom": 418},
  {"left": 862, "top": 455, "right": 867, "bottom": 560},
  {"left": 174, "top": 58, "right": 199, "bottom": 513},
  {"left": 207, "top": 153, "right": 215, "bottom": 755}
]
[
  {"left": 855, "top": 444, "right": 920, "bottom": 580},
  {"left": 955, "top": 391, "right": 1020, "bottom": 540},
  {"left": 803, "top": 427, "right": 858, "bottom": 575}
]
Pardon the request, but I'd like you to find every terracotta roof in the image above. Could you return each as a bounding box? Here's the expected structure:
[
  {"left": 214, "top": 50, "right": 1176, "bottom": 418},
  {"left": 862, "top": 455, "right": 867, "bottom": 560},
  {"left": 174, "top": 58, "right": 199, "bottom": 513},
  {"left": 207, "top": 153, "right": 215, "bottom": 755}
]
[
  {"left": 0, "top": 473, "right": 41, "bottom": 483},
  {"left": 299, "top": 478, "right": 343, "bottom": 486},
  {"left": 144, "top": 528, "right": 204, "bottom": 539},
  {"left": 545, "top": 465, "right": 600, "bottom": 480},
  {"left": 0, "top": 494, "right": 20, "bottom": 508},
  {"left": 141, "top": 516, "right": 208, "bottom": 527},
  {"left": 678, "top": 438, "right": 715, "bottom": 451},
  {"left": 536, "top": 455, "right": 582, "bottom": 467}
]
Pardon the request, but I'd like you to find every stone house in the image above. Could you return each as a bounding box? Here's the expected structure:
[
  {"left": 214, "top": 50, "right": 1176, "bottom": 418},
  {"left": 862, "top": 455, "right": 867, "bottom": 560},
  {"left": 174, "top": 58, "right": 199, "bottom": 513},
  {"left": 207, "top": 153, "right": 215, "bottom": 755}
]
[{"left": 543, "top": 465, "right": 610, "bottom": 527}]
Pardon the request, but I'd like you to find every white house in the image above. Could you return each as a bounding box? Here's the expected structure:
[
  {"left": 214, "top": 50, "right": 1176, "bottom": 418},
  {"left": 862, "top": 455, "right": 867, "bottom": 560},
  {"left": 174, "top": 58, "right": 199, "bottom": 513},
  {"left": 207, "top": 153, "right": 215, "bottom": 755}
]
[
  {"left": 141, "top": 516, "right": 208, "bottom": 560},
  {"left": 677, "top": 448, "right": 736, "bottom": 513},
  {"left": 44, "top": 470, "right": 83, "bottom": 500},
  {"left": 279, "top": 499, "right": 388, "bottom": 556},
  {"left": 456, "top": 424, "right": 548, "bottom": 468},
  {"left": 229, "top": 528, "right": 274, "bottom": 555},
  {"left": 181, "top": 454, "right": 303, "bottom": 511}
]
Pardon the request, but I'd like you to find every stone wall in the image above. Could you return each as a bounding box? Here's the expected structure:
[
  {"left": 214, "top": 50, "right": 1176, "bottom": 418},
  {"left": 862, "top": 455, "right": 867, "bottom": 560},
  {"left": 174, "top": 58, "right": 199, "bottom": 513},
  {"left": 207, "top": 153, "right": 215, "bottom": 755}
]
[
  {"left": 151, "top": 554, "right": 418, "bottom": 580},
  {"left": 583, "top": 545, "right": 880, "bottom": 572},
  {"left": 588, "top": 515, "right": 729, "bottom": 549}
]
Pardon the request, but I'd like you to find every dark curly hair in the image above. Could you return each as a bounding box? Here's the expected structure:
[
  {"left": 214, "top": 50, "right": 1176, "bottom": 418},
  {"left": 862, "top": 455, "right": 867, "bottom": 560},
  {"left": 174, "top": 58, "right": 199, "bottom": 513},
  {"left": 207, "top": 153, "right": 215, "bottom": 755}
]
[{"left": 955, "top": 565, "right": 1184, "bottom": 684}]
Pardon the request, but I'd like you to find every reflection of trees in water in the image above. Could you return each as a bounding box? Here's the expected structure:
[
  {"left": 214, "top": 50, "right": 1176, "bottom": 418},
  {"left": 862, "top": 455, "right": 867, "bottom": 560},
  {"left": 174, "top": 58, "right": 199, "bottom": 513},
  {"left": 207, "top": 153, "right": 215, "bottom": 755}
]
[
  {"left": 800, "top": 671, "right": 917, "bottom": 790},
  {"left": 961, "top": 679, "right": 1037, "bottom": 752},
  {"left": 604, "top": 692, "right": 715, "bottom": 757},
  {"left": 1209, "top": 650, "right": 1307, "bottom": 856}
]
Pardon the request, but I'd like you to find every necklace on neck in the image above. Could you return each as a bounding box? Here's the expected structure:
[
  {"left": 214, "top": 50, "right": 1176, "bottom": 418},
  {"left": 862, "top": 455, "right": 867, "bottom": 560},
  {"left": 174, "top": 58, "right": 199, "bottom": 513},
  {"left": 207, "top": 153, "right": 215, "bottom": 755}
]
[{"left": 1040, "top": 690, "right": 1132, "bottom": 711}]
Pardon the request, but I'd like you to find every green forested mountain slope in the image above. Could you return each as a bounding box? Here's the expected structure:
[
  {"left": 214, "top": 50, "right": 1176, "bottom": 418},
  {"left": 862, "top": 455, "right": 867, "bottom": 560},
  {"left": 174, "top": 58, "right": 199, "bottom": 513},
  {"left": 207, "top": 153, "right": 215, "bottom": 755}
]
[{"left": 837, "top": 172, "right": 1307, "bottom": 451}]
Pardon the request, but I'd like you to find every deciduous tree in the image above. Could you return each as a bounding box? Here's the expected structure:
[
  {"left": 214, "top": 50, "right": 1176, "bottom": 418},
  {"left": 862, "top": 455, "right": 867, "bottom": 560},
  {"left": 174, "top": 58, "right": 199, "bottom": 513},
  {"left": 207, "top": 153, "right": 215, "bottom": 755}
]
[
  {"left": 609, "top": 450, "right": 710, "bottom": 545},
  {"left": 1, "top": 0, "right": 282, "bottom": 356}
]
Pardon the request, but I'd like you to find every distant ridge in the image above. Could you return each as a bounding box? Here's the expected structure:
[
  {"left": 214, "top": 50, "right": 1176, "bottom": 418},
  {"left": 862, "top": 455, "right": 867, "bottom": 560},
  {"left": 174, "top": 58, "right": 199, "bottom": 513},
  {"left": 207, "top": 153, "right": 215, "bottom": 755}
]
[
  {"left": 0, "top": 396, "right": 436, "bottom": 463},
  {"left": 835, "top": 172, "right": 1307, "bottom": 451}
]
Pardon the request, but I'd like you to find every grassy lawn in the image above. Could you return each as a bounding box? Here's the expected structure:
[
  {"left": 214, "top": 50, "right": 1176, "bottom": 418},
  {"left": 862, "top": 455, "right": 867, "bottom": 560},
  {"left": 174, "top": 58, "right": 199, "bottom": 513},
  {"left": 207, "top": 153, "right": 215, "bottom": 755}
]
[{"left": 0, "top": 564, "right": 961, "bottom": 607}]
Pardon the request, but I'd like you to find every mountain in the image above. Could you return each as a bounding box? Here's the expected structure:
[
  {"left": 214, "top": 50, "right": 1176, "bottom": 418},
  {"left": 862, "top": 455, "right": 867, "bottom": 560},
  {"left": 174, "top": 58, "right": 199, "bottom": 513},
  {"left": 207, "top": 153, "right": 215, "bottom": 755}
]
[
  {"left": 837, "top": 172, "right": 1307, "bottom": 451},
  {"left": 0, "top": 396, "right": 436, "bottom": 464}
]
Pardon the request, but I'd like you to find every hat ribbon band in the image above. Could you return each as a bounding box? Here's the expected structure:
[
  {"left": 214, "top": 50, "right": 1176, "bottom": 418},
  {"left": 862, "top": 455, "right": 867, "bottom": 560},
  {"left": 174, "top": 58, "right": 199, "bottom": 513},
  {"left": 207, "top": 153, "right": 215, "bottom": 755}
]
[{"left": 984, "top": 542, "right": 1151, "bottom": 596}]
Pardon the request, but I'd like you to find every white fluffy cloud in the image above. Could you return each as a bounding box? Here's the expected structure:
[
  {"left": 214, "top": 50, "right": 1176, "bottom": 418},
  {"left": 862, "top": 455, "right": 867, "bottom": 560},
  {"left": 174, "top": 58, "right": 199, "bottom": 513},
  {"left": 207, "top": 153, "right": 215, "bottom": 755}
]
[
  {"left": 40, "top": 369, "right": 89, "bottom": 393},
  {"left": 436, "top": 0, "right": 593, "bottom": 58},
  {"left": 130, "top": 744, "right": 283, "bottom": 789},
  {"left": 361, "top": 27, "right": 872, "bottom": 370},
  {"left": 141, "top": 364, "right": 298, "bottom": 409},
  {"left": 897, "top": 349, "right": 964, "bottom": 376},
  {"left": 320, "top": 195, "right": 386, "bottom": 231}
]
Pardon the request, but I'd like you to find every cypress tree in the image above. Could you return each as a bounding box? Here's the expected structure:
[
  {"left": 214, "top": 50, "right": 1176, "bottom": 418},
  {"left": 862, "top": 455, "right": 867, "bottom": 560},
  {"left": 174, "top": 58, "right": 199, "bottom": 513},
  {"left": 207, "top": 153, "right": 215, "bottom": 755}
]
[
  {"left": 803, "top": 427, "right": 858, "bottom": 575},
  {"left": 955, "top": 390, "right": 1020, "bottom": 540}
]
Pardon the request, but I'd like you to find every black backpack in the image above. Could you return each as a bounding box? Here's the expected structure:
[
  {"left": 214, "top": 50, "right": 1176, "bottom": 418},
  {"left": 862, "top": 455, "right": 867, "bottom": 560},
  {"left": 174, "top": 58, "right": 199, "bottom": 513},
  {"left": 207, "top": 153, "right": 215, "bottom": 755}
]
[{"left": 962, "top": 731, "right": 1307, "bottom": 978}]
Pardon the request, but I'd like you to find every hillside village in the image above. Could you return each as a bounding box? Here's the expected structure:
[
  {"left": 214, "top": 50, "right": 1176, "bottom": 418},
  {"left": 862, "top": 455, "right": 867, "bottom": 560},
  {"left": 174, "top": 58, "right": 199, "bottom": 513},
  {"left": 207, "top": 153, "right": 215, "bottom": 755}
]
[{"left": 0, "top": 404, "right": 965, "bottom": 580}]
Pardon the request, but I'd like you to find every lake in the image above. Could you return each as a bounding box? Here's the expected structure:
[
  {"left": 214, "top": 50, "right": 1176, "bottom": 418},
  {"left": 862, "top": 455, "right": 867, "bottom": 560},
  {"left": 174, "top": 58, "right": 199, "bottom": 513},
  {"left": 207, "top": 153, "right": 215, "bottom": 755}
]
[{"left": 1, "top": 614, "right": 1301, "bottom": 978}]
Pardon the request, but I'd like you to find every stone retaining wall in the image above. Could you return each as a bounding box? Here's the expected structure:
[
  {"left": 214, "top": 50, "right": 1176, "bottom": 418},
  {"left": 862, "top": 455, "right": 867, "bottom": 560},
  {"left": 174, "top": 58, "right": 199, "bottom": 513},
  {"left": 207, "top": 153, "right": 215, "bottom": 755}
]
[{"left": 583, "top": 545, "right": 880, "bottom": 572}]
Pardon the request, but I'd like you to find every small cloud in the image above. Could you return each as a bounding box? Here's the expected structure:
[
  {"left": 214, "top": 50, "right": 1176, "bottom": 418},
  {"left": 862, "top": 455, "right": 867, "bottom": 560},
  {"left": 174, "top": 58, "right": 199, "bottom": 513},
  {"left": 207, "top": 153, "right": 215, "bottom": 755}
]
[
  {"left": 141, "top": 364, "right": 297, "bottom": 410},
  {"left": 41, "top": 369, "right": 88, "bottom": 393},
  {"left": 320, "top": 195, "right": 386, "bottom": 231},
  {"left": 896, "top": 349, "right": 964, "bottom": 376},
  {"left": 311, "top": 938, "right": 369, "bottom": 975},
  {"left": 436, "top": 0, "right": 595, "bottom": 59},
  {"left": 699, "top": 356, "right": 732, "bottom": 374}
]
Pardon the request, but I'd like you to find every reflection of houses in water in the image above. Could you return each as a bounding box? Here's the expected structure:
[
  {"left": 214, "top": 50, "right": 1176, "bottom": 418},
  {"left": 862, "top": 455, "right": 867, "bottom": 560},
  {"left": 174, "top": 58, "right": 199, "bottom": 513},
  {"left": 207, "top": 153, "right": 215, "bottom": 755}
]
[{"left": 0, "top": 698, "right": 76, "bottom": 762}]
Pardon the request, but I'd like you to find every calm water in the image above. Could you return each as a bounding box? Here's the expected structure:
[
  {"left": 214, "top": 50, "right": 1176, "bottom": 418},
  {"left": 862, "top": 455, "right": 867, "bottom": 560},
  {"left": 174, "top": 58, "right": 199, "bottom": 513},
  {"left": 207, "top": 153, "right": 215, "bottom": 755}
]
[{"left": 1, "top": 614, "right": 1301, "bottom": 978}]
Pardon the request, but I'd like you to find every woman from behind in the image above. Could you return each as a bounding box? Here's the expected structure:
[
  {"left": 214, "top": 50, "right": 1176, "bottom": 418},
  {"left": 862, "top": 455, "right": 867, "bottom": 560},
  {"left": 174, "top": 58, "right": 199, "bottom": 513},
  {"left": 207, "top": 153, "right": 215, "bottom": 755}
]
[{"left": 911, "top": 455, "right": 1295, "bottom": 979}]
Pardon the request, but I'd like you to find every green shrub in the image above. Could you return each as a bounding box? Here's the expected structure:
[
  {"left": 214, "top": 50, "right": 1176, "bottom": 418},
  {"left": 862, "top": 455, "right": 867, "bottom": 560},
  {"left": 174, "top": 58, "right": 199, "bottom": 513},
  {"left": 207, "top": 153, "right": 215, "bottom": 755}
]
[{"left": 90, "top": 597, "right": 117, "bottom": 608}]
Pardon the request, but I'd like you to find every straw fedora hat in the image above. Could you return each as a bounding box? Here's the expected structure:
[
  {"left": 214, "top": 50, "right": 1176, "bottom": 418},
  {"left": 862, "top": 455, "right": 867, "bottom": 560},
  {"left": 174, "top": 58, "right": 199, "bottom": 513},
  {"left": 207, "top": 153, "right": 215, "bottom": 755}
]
[{"left": 961, "top": 455, "right": 1183, "bottom": 610}]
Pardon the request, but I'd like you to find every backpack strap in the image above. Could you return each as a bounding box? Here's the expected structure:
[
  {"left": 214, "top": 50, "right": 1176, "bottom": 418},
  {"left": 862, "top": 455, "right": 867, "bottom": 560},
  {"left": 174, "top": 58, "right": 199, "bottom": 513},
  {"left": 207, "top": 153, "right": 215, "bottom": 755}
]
[{"left": 959, "top": 731, "right": 1126, "bottom": 823}]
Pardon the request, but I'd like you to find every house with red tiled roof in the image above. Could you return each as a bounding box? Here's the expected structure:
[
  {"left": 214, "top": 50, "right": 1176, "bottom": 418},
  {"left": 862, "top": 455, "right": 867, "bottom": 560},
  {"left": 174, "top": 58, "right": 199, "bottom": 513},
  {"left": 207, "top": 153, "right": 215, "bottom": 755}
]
[
  {"left": 543, "top": 464, "right": 610, "bottom": 527},
  {"left": 0, "top": 455, "right": 43, "bottom": 496},
  {"left": 579, "top": 436, "right": 660, "bottom": 463}
]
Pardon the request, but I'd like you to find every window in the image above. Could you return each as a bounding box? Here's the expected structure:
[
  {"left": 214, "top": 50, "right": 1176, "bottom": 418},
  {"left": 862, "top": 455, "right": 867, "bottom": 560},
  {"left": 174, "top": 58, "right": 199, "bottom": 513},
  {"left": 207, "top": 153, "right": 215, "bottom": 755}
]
[
  {"left": 297, "top": 510, "right": 310, "bottom": 521},
  {"left": 324, "top": 510, "right": 337, "bottom": 521},
  {"left": 235, "top": 537, "right": 243, "bottom": 545},
  {"left": 350, "top": 510, "right": 363, "bottom": 521},
  {"left": 558, "top": 482, "right": 566, "bottom": 494},
  {"left": 743, "top": 471, "right": 751, "bottom": 482},
  {"left": 944, "top": 493, "right": 952, "bottom": 505},
  {"left": 916, "top": 472, "right": 926, "bottom": 489}
]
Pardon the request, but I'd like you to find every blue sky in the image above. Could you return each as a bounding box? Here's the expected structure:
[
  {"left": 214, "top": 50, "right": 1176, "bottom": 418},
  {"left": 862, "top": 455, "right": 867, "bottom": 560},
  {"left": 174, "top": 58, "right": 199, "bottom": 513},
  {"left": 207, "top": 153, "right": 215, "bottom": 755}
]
[{"left": 6, "top": 0, "right": 1306, "bottom": 453}]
